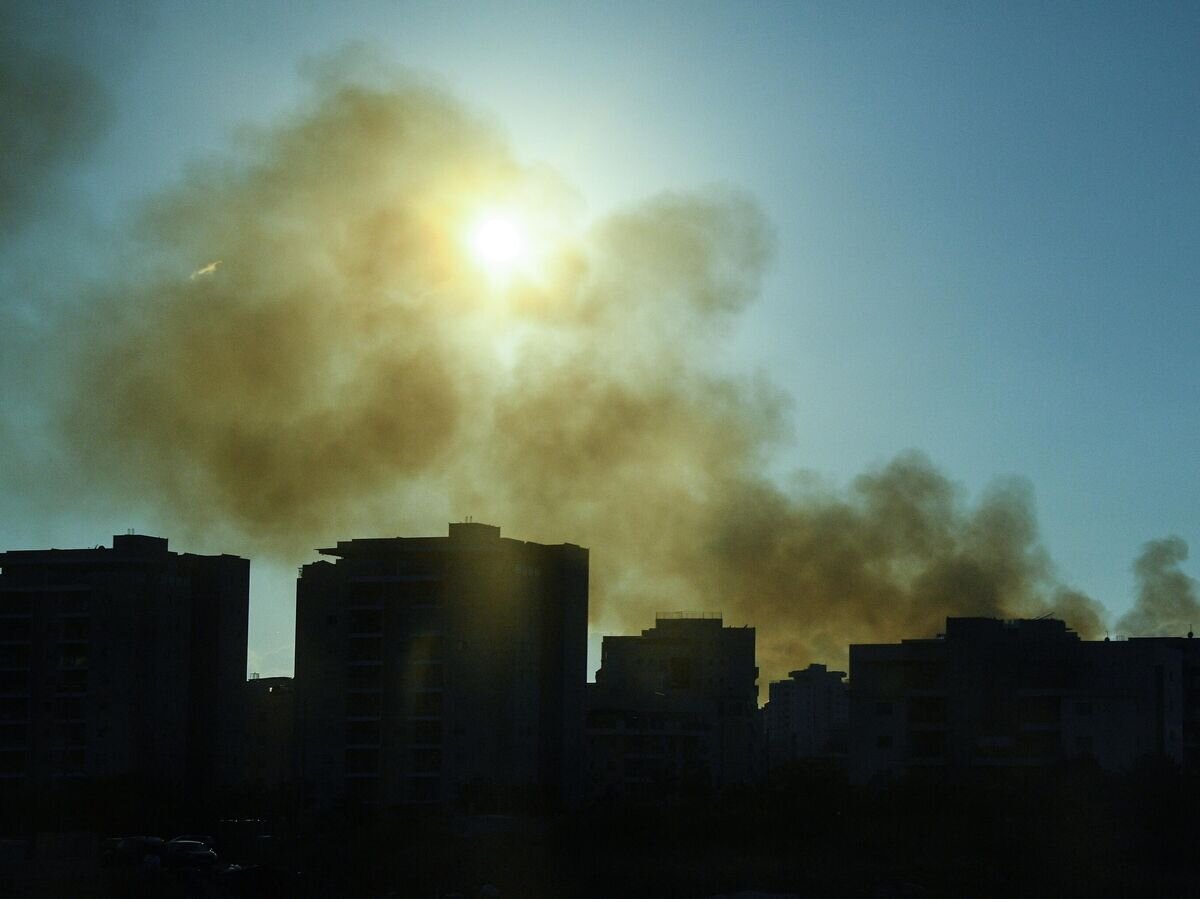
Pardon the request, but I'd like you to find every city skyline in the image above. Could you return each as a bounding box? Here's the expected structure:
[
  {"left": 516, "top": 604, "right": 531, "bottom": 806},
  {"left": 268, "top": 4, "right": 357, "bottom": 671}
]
[{"left": 3, "top": 2, "right": 1198, "bottom": 685}]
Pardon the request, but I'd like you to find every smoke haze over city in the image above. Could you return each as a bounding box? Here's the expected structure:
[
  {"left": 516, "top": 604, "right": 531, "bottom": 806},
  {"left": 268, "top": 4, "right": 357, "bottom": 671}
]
[{"left": 2, "top": 4, "right": 1198, "bottom": 685}]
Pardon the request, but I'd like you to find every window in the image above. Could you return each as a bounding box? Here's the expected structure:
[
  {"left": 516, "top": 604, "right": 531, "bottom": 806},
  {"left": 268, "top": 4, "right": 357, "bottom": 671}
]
[
  {"left": 407, "top": 777, "right": 438, "bottom": 802},
  {"left": 668, "top": 657, "right": 693, "bottom": 690},
  {"left": 54, "top": 697, "right": 84, "bottom": 720},
  {"left": 60, "top": 618, "right": 89, "bottom": 640},
  {"left": 0, "top": 671, "right": 28, "bottom": 693},
  {"left": 57, "top": 722, "right": 86, "bottom": 747},
  {"left": 1017, "top": 731, "right": 1060, "bottom": 758},
  {"left": 58, "top": 644, "right": 89, "bottom": 669},
  {"left": 412, "top": 720, "right": 442, "bottom": 745},
  {"left": 347, "top": 666, "right": 381, "bottom": 688},
  {"left": 0, "top": 619, "right": 30, "bottom": 641},
  {"left": 57, "top": 670, "right": 88, "bottom": 693},
  {"left": 349, "top": 609, "right": 382, "bottom": 634},
  {"left": 908, "top": 696, "right": 946, "bottom": 724},
  {"left": 0, "top": 724, "right": 28, "bottom": 748},
  {"left": 0, "top": 698, "right": 29, "bottom": 721},
  {"left": 0, "top": 645, "right": 29, "bottom": 668},
  {"left": 0, "top": 749, "right": 27, "bottom": 774},
  {"left": 875, "top": 701, "right": 893, "bottom": 716},
  {"left": 909, "top": 730, "right": 945, "bottom": 759},
  {"left": 412, "top": 664, "right": 443, "bottom": 689},
  {"left": 409, "top": 635, "right": 443, "bottom": 662},
  {"left": 0, "top": 594, "right": 32, "bottom": 615},
  {"left": 348, "top": 637, "right": 382, "bottom": 662},
  {"left": 876, "top": 735, "right": 892, "bottom": 749},
  {"left": 345, "top": 775, "right": 379, "bottom": 802},
  {"left": 411, "top": 749, "right": 441, "bottom": 774},
  {"left": 346, "top": 720, "right": 380, "bottom": 746},
  {"left": 413, "top": 692, "right": 442, "bottom": 716},
  {"left": 345, "top": 748, "right": 379, "bottom": 775},
  {"left": 346, "top": 692, "right": 381, "bottom": 717}
]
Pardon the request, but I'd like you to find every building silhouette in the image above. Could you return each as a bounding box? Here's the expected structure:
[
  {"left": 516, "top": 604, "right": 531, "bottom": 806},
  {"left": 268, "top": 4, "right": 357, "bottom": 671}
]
[
  {"left": 764, "top": 663, "right": 848, "bottom": 768},
  {"left": 586, "top": 614, "right": 760, "bottom": 797},
  {"left": 294, "top": 522, "right": 588, "bottom": 808},
  {"left": 245, "top": 675, "right": 296, "bottom": 792},
  {"left": 1129, "top": 635, "right": 1200, "bottom": 770},
  {"left": 0, "top": 534, "right": 248, "bottom": 797},
  {"left": 849, "top": 617, "right": 1183, "bottom": 783}
]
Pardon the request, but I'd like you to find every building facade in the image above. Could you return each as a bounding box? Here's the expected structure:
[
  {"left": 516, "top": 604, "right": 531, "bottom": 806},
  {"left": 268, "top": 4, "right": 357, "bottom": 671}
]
[
  {"left": 0, "top": 534, "right": 249, "bottom": 797},
  {"left": 764, "top": 663, "right": 848, "bottom": 768},
  {"left": 849, "top": 617, "right": 1183, "bottom": 783},
  {"left": 245, "top": 675, "right": 297, "bottom": 792},
  {"left": 586, "top": 614, "right": 760, "bottom": 797},
  {"left": 1130, "top": 635, "right": 1200, "bottom": 771},
  {"left": 294, "top": 522, "right": 588, "bottom": 809}
]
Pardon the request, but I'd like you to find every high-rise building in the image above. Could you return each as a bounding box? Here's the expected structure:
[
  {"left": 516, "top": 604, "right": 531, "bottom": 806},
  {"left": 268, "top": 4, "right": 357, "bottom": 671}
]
[
  {"left": 294, "top": 522, "right": 588, "bottom": 808},
  {"left": 586, "top": 614, "right": 761, "bottom": 796},
  {"left": 0, "top": 534, "right": 249, "bottom": 797},
  {"left": 849, "top": 617, "right": 1183, "bottom": 783},
  {"left": 764, "top": 663, "right": 848, "bottom": 767}
]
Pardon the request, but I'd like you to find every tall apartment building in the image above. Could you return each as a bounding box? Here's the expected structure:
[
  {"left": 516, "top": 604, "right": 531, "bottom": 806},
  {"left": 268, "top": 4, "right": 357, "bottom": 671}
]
[
  {"left": 849, "top": 617, "right": 1183, "bottom": 783},
  {"left": 0, "top": 534, "right": 249, "bottom": 796},
  {"left": 294, "top": 522, "right": 588, "bottom": 809},
  {"left": 586, "top": 614, "right": 761, "bottom": 796},
  {"left": 764, "top": 663, "right": 848, "bottom": 767}
]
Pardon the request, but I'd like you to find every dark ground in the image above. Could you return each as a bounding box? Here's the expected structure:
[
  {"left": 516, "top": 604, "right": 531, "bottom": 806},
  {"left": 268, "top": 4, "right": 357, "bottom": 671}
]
[{"left": 3, "top": 760, "right": 1198, "bottom": 898}]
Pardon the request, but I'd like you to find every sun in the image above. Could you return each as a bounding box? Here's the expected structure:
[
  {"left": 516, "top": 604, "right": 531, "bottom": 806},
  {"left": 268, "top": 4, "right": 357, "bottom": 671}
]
[{"left": 468, "top": 214, "right": 526, "bottom": 274}]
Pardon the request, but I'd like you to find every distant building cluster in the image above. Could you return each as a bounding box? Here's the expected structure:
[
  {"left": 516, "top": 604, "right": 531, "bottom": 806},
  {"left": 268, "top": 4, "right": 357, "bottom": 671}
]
[{"left": 3, "top": 524, "right": 1200, "bottom": 809}]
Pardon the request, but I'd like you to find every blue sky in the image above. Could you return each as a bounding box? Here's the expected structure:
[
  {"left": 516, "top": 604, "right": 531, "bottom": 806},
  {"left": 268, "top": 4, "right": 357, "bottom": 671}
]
[{"left": 4, "top": 2, "right": 1198, "bottom": 676}]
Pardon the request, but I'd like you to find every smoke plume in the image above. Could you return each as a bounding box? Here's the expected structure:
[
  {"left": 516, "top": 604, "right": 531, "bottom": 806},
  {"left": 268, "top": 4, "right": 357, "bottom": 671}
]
[
  {"left": 1117, "top": 537, "right": 1199, "bottom": 637},
  {"left": 59, "top": 53, "right": 1125, "bottom": 680},
  {"left": 0, "top": 33, "right": 111, "bottom": 240}
]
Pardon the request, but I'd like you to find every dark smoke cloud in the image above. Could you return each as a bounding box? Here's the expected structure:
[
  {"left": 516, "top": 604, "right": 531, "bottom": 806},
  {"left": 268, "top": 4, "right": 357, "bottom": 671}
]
[
  {"left": 60, "top": 52, "right": 1128, "bottom": 681},
  {"left": 1117, "top": 537, "right": 1199, "bottom": 637},
  {"left": 0, "top": 33, "right": 112, "bottom": 239}
]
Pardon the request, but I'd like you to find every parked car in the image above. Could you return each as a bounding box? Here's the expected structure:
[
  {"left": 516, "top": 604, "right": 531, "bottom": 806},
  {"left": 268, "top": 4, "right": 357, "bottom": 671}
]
[
  {"left": 167, "top": 834, "right": 215, "bottom": 850},
  {"left": 114, "top": 836, "right": 164, "bottom": 866},
  {"left": 162, "top": 839, "right": 218, "bottom": 869}
]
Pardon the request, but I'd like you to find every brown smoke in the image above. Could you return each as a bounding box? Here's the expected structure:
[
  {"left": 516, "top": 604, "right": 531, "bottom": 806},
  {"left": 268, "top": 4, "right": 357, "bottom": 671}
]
[
  {"left": 1116, "top": 537, "right": 1198, "bottom": 637},
  {"left": 63, "top": 54, "right": 1115, "bottom": 682}
]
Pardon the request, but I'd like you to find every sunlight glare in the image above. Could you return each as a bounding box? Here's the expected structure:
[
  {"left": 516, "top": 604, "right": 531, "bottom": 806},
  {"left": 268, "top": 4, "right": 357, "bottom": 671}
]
[{"left": 469, "top": 215, "right": 526, "bottom": 273}]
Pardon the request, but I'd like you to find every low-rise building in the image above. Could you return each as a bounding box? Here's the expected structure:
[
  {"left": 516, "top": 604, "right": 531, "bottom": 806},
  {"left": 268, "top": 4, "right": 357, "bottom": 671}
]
[
  {"left": 764, "top": 663, "right": 848, "bottom": 767},
  {"left": 245, "top": 675, "right": 296, "bottom": 791},
  {"left": 849, "top": 617, "right": 1183, "bottom": 783},
  {"left": 586, "top": 614, "right": 760, "bottom": 797}
]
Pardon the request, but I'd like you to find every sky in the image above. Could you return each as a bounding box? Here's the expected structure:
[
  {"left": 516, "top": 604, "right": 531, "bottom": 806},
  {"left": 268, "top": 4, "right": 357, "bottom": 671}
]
[{"left": 3, "top": 1, "right": 1198, "bottom": 681}]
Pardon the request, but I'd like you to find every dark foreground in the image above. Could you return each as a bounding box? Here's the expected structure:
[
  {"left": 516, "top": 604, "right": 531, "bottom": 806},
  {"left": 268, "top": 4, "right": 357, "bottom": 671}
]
[{"left": 3, "top": 760, "right": 1198, "bottom": 898}]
